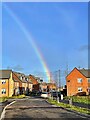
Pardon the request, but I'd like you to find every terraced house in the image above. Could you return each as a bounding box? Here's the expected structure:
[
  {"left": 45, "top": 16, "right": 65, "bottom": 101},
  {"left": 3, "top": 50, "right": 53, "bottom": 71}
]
[
  {"left": 0, "top": 70, "right": 33, "bottom": 97},
  {"left": 14, "top": 72, "right": 33, "bottom": 94},
  {"left": 66, "top": 67, "right": 90, "bottom": 96}
]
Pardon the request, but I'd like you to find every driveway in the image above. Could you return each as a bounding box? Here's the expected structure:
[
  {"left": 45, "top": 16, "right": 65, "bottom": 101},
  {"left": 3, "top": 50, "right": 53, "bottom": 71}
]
[{"left": 1, "top": 97, "right": 89, "bottom": 119}]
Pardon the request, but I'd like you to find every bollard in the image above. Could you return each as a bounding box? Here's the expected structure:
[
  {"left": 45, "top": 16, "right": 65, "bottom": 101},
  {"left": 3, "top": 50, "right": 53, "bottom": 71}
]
[
  {"left": 69, "top": 98, "right": 72, "bottom": 105},
  {"left": 61, "top": 94, "right": 63, "bottom": 100},
  {"left": 57, "top": 97, "right": 59, "bottom": 103}
]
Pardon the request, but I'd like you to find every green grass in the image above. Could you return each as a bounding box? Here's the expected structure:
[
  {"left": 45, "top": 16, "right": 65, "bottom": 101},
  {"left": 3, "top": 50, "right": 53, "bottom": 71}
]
[
  {"left": 0, "top": 95, "right": 26, "bottom": 102},
  {"left": 48, "top": 99, "right": 90, "bottom": 115},
  {"left": 64, "top": 96, "right": 90, "bottom": 105},
  {"left": 0, "top": 97, "right": 7, "bottom": 102},
  {"left": 9, "top": 95, "right": 26, "bottom": 99}
]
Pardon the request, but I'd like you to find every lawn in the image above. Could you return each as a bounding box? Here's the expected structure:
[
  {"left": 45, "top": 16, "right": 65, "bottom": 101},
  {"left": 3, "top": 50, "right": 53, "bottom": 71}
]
[
  {"left": 0, "top": 97, "right": 7, "bottom": 103},
  {"left": 9, "top": 94, "right": 26, "bottom": 99},
  {"left": 0, "top": 95, "right": 26, "bottom": 102},
  {"left": 48, "top": 99, "right": 90, "bottom": 115},
  {"left": 64, "top": 96, "right": 90, "bottom": 105}
]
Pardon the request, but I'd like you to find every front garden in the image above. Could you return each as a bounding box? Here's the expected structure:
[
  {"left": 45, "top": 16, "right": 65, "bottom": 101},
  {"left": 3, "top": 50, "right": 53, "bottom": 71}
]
[
  {"left": 48, "top": 98, "right": 90, "bottom": 115},
  {"left": 64, "top": 96, "right": 90, "bottom": 105},
  {"left": 0, "top": 94, "right": 26, "bottom": 103}
]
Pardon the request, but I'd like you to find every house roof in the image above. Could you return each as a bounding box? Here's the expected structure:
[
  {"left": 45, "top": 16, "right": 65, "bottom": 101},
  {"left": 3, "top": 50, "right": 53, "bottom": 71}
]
[
  {"left": 0, "top": 70, "right": 12, "bottom": 79},
  {"left": 29, "top": 74, "right": 39, "bottom": 84},
  {"left": 79, "top": 69, "right": 90, "bottom": 78},
  {"left": 14, "top": 72, "right": 32, "bottom": 83},
  {"left": 66, "top": 67, "right": 90, "bottom": 78}
]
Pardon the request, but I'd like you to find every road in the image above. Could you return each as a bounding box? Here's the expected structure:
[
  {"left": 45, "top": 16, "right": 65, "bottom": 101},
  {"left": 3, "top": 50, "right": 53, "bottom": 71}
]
[{"left": 1, "top": 97, "right": 89, "bottom": 120}]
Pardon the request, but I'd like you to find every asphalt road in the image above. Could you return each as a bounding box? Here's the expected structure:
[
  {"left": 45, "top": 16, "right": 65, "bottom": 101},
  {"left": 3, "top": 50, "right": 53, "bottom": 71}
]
[{"left": 1, "top": 97, "right": 89, "bottom": 120}]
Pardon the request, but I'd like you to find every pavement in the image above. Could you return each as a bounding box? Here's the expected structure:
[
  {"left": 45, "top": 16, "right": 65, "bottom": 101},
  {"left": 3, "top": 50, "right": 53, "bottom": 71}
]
[
  {"left": 0, "top": 101, "right": 10, "bottom": 116},
  {"left": 1, "top": 97, "right": 89, "bottom": 120}
]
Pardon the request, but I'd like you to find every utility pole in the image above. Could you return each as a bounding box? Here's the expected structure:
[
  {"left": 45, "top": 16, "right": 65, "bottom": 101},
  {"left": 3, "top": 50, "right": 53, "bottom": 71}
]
[{"left": 58, "top": 69, "right": 60, "bottom": 91}]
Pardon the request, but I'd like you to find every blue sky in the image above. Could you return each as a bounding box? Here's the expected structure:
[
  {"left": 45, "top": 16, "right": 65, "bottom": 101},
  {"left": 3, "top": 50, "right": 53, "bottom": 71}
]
[{"left": 1, "top": 2, "right": 88, "bottom": 84}]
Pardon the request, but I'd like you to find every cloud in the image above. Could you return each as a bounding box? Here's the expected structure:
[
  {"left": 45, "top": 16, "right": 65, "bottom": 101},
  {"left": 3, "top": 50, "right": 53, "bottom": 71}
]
[
  {"left": 7, "top": 65, "right": 24, "bottom": 71},
  {"left": 79, "top": 45, "right": 90, "bottom": 51}
]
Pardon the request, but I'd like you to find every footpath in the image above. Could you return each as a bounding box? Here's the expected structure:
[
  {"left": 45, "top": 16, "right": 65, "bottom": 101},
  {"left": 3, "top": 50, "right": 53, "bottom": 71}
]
[{"left": 0, "top": 99, "right": 13, "bottom": 116}]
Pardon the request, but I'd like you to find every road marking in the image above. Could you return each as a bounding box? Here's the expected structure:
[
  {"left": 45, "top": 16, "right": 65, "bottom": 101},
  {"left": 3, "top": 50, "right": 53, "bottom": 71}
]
[{"left": 0, "top": 101, "right": 16, "bottom": 120}]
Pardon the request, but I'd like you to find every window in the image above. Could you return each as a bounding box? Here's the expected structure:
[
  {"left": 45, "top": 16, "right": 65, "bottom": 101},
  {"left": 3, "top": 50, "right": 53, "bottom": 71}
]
[
  {"left": 77, "top": 78, "right": 82, "bottom": 83},
  {"left": 67, "top": 80, "right": 70, "bottom": 82},
  {"left": 20, "top": 76, "right": 22, "bottom": 80},
  {"left": 1, "top": 89, "right": 6, "bottom": 94},
  {"left": 2, "top": 80, "right": 6, "bottom": 84},
  {"left": 78, "top": 87, "right": 82, "bottom": 92},
  {"left": 88, "top": 79, "right": 90, "bottom": 83}
]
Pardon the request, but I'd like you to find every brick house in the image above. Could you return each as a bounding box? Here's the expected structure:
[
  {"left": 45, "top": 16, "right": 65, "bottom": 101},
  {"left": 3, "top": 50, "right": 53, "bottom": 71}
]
[
  {"left": 40, "top": 82, "right": 57, "bottom": 92},
  {"left": 12, "top": 72, "right": 22, "bottom": 95},
  {"left": 47, "top": 83, "right": 57, "bottom": 92},
  {"left": 40, "top": 82, "right": 47, "bottom": 92},
  {"left": 66, "top": 67, "right": 90, "bottom": 96},
  {"left": 14, "top": 72, "right": 33, "bottom": 94},
  {"left": 29, "top": 75, "right": 39, "bottom": 92},
  {"left": 0, "top": 70, "right": 33, "bottom": 97},
  {"left": 0, "top": 70, "right": 20, "bottom": 97}
]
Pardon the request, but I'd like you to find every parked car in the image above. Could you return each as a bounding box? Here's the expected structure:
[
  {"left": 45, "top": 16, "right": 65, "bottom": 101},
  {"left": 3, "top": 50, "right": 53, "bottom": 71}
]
[
  {"left": 41, "top": 92, "right": 49, "bottom": 98},
  {"left": 75, "top": 92, "right": 86, "bottom": 96},
  {"left": 51, "top": 91, "right": 61, "bottom": 98}
]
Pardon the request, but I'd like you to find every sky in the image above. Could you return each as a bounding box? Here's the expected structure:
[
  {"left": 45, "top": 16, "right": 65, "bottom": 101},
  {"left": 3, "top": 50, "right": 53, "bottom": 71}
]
[{"left": 1, "top": 2, "right": 88, "bottom": 85}]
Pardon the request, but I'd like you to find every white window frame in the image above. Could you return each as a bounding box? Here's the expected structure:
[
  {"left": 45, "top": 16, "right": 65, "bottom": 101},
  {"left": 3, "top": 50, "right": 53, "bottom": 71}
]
[
  {"left": 77, "top": 78, "right": 82, "bottom": 83},
  {"left": 2, "top": 80, "right": 6, "bottom": 84},
  {"left": 1, "top": 89, "right": 6, "bottom": 94},
  {"left": 78, "top": 87, "right": 82, "bottom": 92}
]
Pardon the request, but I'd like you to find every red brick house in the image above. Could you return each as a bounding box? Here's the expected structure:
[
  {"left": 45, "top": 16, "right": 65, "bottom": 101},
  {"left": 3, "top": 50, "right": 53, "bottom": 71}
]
[
  {"left": 66, "top": 67, "right": 90, "bottom": 96},
  {"left": 29, "top": 75, "right": 39, "bottom": 92},
  {"left": 39, "top": 82, "right": 57, "bottom": 92},
  {"left": 47, "top": 83, "right": 57, "bottom": 92},
  {"left": 14, "top": 72, "right": 33, "bottom": 94},
  {"left": 12, "top": 72, "right": 22, "bottom": 95}
]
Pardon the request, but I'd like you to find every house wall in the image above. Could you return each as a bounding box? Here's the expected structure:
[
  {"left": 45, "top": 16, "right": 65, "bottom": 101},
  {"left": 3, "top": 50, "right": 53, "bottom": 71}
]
[
  {"left": 9, "top": 72, "right": 14, "bottom": 97},
  {"left": 87, "top": 78, "right": 90, "bottom": 95},
  {"left": 48, "top": 85, "right": 56, "bottom": 91},
  {"left": 0, "top": 79, "right": 9, "bottom": 97},
  {"left": 41, "top": 85, "right": 47, "bottom": 92},
  {"left": 66, "top": 68, "right": 89, "bottom": 96},
  {"left": 28, "top": 83, "right": 33, "bottom": 91},
  {"left": 29, "top": 75, "right": 39, "bottom": 91},
  {"left": 22, "top": 82, "right": 28, "bottom": 91},
  {"left": 12, "top": 73, "right": 22, "bottom": 88},
  {"left": 14, "top": 82, "right": 19, "bottom": 88}
]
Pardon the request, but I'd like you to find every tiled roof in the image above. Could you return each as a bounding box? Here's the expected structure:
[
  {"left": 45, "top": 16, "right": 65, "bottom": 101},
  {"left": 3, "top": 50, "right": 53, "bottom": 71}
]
[
  {"left": 79, "top": 68, "right": 90, "bottom": 78},
  {"left": 0, "top": 70, "right": 12, "bottom": 79},
  {"left": 14, "top": 72, "right": 32, "bottom": 83}
]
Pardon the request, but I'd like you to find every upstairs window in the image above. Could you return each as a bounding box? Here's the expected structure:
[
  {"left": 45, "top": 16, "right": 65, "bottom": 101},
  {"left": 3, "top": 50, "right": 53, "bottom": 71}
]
[
  {"left": 2, "top": 80, "right": 6, "bottom": 84},
  {"left": 78, "top": 87, "right": 82, "bottom": 92},
  {"left": 20, "top": 76, "right": 22, "bottom": 80},
  {"left": 88, "top": 79, "right": 90, "bottom": 83},
  {"left": 77, "top": 78, "right": 82, "bottom": 83},
  {"left": 1, "top": 89, "right": 6, "bottom": 94}
]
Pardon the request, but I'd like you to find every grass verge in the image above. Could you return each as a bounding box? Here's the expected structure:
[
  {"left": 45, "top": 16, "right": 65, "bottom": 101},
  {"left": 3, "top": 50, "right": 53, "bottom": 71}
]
[
  {"left": 0, "top": 97, "right": 7, "bottom": 103},
  {"left": 48, "top": 99, "right": 90, "bottom": 115},
  {"left": 9, "top": 94, "right": 26, "bottom": 99},
  {"left": 0, "top": 95, "right": 26, "bottom": 102},
  {"left": 64, "top": 96, "right": 90, "bottom": 105}
]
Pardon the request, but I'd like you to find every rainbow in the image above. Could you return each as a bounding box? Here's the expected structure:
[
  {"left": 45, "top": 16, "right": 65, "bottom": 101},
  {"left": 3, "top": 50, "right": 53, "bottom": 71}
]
[{"left": 4, "top": 4, "right": 51, "bottom": 82}]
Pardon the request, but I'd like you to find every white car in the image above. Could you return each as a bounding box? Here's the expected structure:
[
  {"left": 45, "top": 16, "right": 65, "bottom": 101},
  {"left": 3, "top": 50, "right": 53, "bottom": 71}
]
[{"left": 41, "top": 92, "right": 49, "bottom": 98}]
